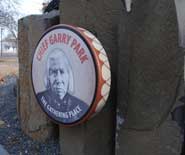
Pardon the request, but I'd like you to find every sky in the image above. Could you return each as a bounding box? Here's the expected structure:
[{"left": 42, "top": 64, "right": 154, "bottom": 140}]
[
  {"left": 0, "top": 0, "right": 44, "bottom": 39},
  {"left": 1, "top": 0, "right": 47, "bottom": 39},
  {"left": 18, "top": 0, "right": 43, "bottom": 17}
]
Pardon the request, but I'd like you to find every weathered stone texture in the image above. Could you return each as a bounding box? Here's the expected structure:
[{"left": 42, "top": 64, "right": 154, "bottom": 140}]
[
  {"left": 119, "top": 0, "right": 183, "bottom": 129},
  {"left": 116, "top": 0, "right": 184, "bottom": 155},
  {"left": 18, "top": 12, "right": 59, "bottom": 141},
  {"left": 59, "top": 0, "right": 122, "bottom": 155},
  {"left": 116, "top": 119, "right": 182, "bottom": 155}
]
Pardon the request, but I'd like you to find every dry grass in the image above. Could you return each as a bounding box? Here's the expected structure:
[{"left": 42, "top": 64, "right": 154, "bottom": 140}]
[{"left": 0, "top": 57, "right": 18, "bottom": 83}]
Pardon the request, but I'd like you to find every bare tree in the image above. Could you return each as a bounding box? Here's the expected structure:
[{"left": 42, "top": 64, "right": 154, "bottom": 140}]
[{"left": 0, "top": 0, "right": 19, "bottom": 40}]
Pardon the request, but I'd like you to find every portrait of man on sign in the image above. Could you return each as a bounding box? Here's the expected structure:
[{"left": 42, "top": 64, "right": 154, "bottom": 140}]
[{"left": 37, "top": 48, "right": 88, "bottom": 123}]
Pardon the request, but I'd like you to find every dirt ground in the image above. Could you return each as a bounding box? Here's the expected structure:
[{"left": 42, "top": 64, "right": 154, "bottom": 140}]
[{"left": 0, "top": 57, "right": 18, "bottom": 83}]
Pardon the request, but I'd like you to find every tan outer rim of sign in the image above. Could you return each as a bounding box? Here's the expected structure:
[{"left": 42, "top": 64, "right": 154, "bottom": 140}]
[
  {"left": 67, "top": 25, "right": 111, "bottom": 126},
  {"left": 31, "top": 24, "right": 111, "bottom": 127}
]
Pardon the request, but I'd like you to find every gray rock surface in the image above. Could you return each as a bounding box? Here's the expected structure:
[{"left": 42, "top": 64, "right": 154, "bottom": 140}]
[
  {"left": 118, "top": 0, "right": 183, "bottom": 129},
  {"left": 116, "top": 0, "right": 184, "bottom": 154}
]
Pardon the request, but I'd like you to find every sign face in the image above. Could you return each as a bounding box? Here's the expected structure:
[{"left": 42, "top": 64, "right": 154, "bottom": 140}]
[{"left": 32, "top": 24, "right": 111, "bottom": 126}]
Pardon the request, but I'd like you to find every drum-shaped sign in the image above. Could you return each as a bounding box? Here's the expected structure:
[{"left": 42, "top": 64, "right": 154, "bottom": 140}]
[{"left": 31, "top": 24, "right": 111, "bottom": 126}]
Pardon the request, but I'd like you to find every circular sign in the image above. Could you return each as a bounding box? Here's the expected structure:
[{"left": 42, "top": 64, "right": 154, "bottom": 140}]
[{"left": 31, "top": 24, "right": 111, "bottom": 126}]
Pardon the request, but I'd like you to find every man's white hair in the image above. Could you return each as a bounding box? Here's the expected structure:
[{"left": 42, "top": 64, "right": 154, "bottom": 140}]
[{"left": 44, "top": 48, "right": 74, "bottom": 94}]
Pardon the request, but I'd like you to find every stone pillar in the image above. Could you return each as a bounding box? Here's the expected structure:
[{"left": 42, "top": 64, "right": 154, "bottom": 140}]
[
  {"left": 116, "top": 0, "right": 184, "bottom": 155},
  {"left": 18, "top": 12, "right": 59, "bottom": 141},
  {"left": 59, "top": 0, "right": 122, "bottom": 155}
]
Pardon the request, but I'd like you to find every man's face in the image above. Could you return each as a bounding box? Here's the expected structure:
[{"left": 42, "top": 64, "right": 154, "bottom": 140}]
[{"left": 48, "top": 57, "right": 69, "bottom": 99}]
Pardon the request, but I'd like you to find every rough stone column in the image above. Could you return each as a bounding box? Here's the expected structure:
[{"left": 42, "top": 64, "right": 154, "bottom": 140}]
[
  {"left": 116, "top": 0, "right": 184, "bottom": 155},
  {"left": 18, "top": 12, "right": 59, "bottom": 141},
  {"left": 59, "top": 0, "right": 122, "bottom": 155}
]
